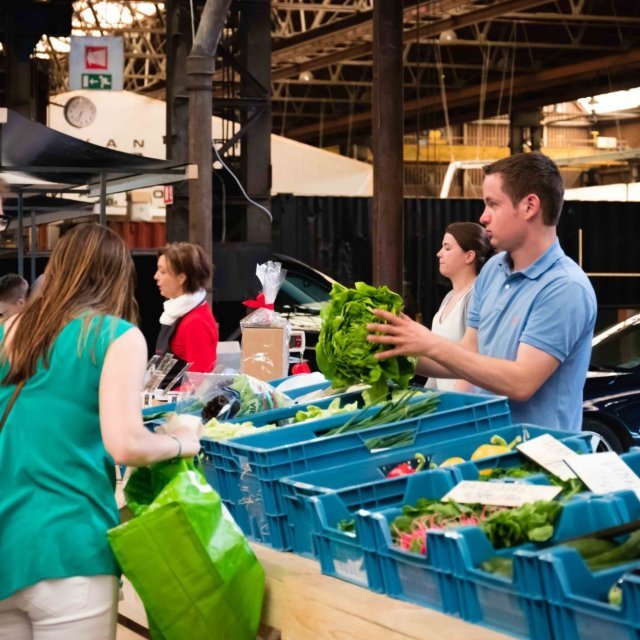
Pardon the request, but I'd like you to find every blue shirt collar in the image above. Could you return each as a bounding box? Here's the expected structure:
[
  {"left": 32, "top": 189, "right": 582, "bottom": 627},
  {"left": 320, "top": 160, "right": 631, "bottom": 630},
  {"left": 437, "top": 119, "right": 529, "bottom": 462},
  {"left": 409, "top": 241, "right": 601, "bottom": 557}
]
[{"left": 498, "top": 239, "right": 564, "bottom": 280}]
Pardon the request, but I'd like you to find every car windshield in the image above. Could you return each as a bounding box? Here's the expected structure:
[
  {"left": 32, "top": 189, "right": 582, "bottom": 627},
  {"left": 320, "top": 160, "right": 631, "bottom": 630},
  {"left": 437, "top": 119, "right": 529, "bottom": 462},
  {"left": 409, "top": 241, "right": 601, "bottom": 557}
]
[
  {"left": 277, "top": 274, "right": 331, "bottom": 310},
  {"left": 591, "top": 319, "right": 640, "bottom": 372}
]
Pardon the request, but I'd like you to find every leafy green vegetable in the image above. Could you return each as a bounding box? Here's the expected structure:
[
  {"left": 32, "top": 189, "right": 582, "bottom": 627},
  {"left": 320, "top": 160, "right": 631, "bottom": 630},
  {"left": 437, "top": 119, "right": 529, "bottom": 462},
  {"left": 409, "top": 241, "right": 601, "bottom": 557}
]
[
  {"left": 337, "top": 519, "right": 356, "bottom": 533},
  {"left": 316, "top": 282, "right": 416, "bottom": 402},
  {"left": 390, "top": 498, "right": 563, "bottom": 552},
  {"left": 478, "top": 464, "right": 540, "bottom": 480},
  {"left": 480, "top": 556, "right": 513, "bottom": 579},
  {"left": 481, "top": 500, "right": 562, "bottom": 548},
  {"left": 201, "top": 418, "right": 276, "bottom": 441},
  {"left": 293, "top": 398, "right": 358, "bottom": 423},
  {"left": 229, "top": 374, "right": 291, "bottom": 415},
  {"left": 479, "top": 463, "right": 586, "bottom": 500}
]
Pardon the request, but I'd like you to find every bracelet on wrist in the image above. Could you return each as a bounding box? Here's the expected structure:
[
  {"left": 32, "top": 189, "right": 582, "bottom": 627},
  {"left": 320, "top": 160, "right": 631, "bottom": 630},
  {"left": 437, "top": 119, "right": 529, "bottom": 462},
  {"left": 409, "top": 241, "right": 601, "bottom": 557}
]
[{"left": 170, "top": 435, "right": 182, "bottom": 462}]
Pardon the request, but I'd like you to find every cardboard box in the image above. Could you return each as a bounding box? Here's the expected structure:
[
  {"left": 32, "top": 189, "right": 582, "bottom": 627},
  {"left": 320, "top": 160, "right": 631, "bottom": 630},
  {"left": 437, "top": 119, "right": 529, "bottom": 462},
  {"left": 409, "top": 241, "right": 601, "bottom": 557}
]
[{"left": 241, "top": 327, "right": 289, "bottom": 381}]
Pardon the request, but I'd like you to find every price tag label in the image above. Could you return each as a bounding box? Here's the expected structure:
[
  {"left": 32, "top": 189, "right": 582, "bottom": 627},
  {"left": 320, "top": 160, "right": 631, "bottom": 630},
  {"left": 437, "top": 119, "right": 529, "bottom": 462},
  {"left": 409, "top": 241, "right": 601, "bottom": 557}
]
[
  {"left": 516, "top": 434, "right": 578, "bottom": 481},
  {"left": 564, "top": 452, "right": 640, "bottom": 498},
  {"left": 442, "top": 480, "right": 562, "bottom": 507}
]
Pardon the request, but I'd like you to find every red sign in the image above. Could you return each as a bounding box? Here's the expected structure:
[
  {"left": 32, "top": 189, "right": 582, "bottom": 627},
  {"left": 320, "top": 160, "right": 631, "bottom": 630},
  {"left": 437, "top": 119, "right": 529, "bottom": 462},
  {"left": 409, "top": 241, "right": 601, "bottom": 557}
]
[
  {"left": 163, "top": 185, "right": 174, "bottom": 205},
  {"left": 85, "top": 46, "right": 108, "bottom": 70}
]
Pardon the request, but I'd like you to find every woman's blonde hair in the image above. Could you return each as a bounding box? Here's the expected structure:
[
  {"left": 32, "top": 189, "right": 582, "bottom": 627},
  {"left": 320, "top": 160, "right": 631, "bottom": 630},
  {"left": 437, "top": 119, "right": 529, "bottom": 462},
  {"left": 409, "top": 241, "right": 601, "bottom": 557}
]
[{"left": 1, "top": 223, "right": 138, "bottom": 384}]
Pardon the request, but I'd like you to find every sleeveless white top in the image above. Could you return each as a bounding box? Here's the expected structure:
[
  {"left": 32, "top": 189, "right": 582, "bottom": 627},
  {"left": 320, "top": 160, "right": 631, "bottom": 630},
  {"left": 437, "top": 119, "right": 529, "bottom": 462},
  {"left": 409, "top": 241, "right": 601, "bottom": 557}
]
[{"left": 425, "top": 287, "right": 472, "bottom": 391}]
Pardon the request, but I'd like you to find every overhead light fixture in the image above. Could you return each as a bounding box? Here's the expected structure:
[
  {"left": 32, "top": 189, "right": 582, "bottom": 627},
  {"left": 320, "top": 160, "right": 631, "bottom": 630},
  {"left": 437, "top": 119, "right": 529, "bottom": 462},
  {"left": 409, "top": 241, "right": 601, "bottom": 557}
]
[
  {"left": 439, "top": 29, "right": 457, "bottom": 43},
  {"left": 298, "top": 70, "right": 314, "bottom": 82}
]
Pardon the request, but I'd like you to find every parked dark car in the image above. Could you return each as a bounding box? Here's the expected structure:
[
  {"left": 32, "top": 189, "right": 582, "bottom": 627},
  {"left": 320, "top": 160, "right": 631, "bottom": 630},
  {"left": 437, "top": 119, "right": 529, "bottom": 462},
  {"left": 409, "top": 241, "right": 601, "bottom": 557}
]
[{"left": 582, "top": 313, "right": 640, "bottom": 452}]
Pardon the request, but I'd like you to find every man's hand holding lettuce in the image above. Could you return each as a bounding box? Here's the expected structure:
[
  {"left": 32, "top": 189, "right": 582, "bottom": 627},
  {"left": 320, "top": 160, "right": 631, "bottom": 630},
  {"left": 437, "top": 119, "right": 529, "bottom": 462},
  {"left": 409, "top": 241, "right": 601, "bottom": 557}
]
[{"left": 316, "top": 282, "right": 416, "bottom": 402}]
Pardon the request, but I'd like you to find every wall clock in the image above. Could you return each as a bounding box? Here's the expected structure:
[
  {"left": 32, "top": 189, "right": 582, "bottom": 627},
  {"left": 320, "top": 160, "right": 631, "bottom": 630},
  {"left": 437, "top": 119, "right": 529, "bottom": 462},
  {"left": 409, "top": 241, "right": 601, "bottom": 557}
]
[{"left": 63, "top": 96, "right": 97, "bottom": 128}]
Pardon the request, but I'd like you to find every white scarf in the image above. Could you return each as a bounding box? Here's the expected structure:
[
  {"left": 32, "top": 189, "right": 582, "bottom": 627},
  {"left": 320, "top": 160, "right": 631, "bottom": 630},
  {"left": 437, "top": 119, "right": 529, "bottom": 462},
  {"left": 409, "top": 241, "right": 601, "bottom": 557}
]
[{"left": 160, "top": 289, "right": 206, "bottom": 326}]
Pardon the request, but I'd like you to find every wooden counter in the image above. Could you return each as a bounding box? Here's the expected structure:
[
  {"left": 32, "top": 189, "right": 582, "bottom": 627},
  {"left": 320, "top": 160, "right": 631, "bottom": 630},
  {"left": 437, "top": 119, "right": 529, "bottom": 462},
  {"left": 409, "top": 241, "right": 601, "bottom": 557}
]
[
  {"left": 253, "top": 543, "right": 511, "bottom": 640},
  {"left": 119, "top": 543, "right": 511, "bottom": 639}
]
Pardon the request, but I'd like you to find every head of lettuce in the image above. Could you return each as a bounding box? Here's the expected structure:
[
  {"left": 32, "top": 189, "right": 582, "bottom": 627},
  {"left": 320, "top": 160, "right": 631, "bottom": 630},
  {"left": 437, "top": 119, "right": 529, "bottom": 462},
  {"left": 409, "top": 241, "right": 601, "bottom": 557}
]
[{"left": 316, "top": 282, "right": 416, "bottom": 403}]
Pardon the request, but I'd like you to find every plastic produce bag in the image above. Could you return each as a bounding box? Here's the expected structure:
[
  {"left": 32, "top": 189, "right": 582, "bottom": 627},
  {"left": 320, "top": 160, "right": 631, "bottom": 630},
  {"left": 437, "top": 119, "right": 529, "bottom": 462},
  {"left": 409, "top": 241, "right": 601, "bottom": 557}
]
[
  {"left": 184, "top": 371, "right": 293, "bottom": 421},
  {"left": 241, "top": 260, "right": 290, "bottom": 330},
  {"left": 108, "top": 459, "right": 264, "bottom": 640}
]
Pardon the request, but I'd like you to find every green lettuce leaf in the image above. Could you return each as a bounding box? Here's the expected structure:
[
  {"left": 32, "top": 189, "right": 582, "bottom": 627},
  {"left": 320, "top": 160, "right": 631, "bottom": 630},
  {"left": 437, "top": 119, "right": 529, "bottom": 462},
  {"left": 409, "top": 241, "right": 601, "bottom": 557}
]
[{"left": 316, "top": 282, "right": 416, "bottom": 393}]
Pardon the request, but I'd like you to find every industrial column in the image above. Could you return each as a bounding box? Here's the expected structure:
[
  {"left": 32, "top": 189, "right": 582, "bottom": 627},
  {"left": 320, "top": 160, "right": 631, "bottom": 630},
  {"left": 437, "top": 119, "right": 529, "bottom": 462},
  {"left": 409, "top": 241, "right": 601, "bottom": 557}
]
[
  {"left": 165, "top": 0, "right": 192, "bottom": 242},
  {"left": 238, "top": 0, "right": 272, "bottom": 243},
  {"left": 188, "top": 0, "right": 233, "bottom": 257},
  {"left": 371, "top": 0, "right": 403, "bottom": 292}
]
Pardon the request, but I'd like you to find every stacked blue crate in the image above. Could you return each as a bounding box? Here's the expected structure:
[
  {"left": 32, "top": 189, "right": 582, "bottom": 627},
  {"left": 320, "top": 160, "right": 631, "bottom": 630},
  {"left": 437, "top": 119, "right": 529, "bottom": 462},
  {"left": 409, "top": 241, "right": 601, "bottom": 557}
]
[
  {"left": 536, "top": 449, "right": 640, "bottom": 640},
  {"left": 201, "top": 391, "right": 511, "bottom": 548},
  {"left": 309, "top": 429, "right": 590, "bottom": 611},
  {"left": 441, "top": 447, "right": 640, "bottom": 637},
  {"left": 282, "top": 424, "right": 589, "bottom": 558},
  {"left": 539, "top": 544, "right": 640, "bottom": 640},
  {"left": 310, "top": 468, "right": 459, "bottom": 609},
  {"left": 432, "top": 449, "right": 640, "bottom": 637},
  {"left": 445, "top": 490, "right": 640, "bottom": 639},
  {"left": 202, "top": 386, "right": 366, "bottom": 545}
]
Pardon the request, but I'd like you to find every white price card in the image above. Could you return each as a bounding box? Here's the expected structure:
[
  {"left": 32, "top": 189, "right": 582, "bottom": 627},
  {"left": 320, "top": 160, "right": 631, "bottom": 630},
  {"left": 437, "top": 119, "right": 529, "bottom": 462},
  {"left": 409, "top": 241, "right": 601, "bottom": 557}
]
[
  {"left": 516, "top": 434, "right": 578, "bottom": 481},
  {"left": 564, "top": 452, "right": 640, "bottom": 498},
  {"left": 442, "top": 480, "right": 562, "bottom": 508}
]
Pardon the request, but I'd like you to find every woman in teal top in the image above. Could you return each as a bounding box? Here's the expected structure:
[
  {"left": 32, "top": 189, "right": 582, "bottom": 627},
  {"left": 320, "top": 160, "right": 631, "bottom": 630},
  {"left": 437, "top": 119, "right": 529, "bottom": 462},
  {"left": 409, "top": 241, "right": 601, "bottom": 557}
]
[{"left": 0, "top": 224, "right": 201, "bottom": 640}]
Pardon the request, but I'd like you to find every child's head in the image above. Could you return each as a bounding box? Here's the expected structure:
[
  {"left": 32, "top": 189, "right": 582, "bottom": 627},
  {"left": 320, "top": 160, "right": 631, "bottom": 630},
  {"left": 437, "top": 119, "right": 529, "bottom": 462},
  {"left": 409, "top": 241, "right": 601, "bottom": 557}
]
[{"left": 0, "top": 274, "right": 28, "bottom": 319}]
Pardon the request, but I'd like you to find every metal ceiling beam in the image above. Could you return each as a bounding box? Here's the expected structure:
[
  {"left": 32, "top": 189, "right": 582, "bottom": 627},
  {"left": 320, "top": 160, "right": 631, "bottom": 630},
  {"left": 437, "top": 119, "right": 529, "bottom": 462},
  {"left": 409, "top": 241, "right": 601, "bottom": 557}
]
[
  {"left": 286, "top": 48, "right": 640, "bottom": 139},
  {"left": 498, "top": 11, "right": 640, "bottom": 25},
  {"left": 271, "top": 0, "right": 468, "bottom": 61},
  {"left": 271, "top": 2, "right": 364, "bottom": 12},
  {"left": 271, "top": 0, "right": 552, "bottom": 81}
]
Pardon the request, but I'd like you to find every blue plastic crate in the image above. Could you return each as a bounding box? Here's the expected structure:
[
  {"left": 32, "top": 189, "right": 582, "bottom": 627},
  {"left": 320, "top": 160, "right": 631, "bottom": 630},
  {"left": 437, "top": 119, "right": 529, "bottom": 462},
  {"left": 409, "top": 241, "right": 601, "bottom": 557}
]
[
  {"left": 354, "top": 473, "right": 465, "bottom": 613},
  {"left": 442, "top": 488, "right": 640, "bottom": 640},
  {"left": 201, "top": 391, "right": 511, "bottom": 548},
  {"left": 310, "top": 467, "right": 459, "bottom": 609},
  {"left": 267, "top": 375, "right": 331, "bottom": 400},
  {"left": 282, "top": 424, "right": 593, "bottom": 557},
  {"left": 539, "top": 544, "right": 640, "bottom": 640},
  {"left": 223, "top": 388, "right": 364, "bottom": 427},
  {"left": 308, "top": 442, "right": 590, "bottom": 609},
  {"left": 532, "top": 448, "right": 640, "bottom": 640},
  {"left": 346, "top": 470, "right": 640, "bottom": 635}
]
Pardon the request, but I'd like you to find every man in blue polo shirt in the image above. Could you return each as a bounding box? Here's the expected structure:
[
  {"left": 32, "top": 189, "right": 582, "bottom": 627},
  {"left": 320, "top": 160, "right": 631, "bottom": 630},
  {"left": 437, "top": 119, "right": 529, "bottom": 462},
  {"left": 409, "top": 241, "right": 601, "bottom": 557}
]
[{"left": 367, "top": 152, "right": 597, "bottom": 432}]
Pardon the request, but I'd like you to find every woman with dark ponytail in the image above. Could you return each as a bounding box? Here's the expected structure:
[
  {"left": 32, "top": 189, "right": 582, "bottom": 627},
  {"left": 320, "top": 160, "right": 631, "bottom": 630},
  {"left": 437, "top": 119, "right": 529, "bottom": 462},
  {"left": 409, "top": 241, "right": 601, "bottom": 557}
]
[{"left": 425, "top": 222, "right": 493, "bottom": 390}]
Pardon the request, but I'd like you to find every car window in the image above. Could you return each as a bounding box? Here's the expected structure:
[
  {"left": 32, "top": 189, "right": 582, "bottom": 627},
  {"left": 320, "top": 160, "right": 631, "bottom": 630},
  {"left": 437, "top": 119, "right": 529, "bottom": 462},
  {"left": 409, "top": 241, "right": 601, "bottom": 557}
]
[
  {"left": 278, "top": 279, "right": 316, "bottom": 307},
  {"left": 284, "top": 273, "right": 332, "bottom": 303},
  {"left": 591, "top": 322, "right": 640, "bottom": 371}
]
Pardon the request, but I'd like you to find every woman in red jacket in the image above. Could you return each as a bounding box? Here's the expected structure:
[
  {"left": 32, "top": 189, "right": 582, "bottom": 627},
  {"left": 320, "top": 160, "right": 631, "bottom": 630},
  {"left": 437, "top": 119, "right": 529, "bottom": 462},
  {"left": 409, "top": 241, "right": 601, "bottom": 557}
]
[{"left": 154, "top": 242, "right": 218, "bottom": 374}]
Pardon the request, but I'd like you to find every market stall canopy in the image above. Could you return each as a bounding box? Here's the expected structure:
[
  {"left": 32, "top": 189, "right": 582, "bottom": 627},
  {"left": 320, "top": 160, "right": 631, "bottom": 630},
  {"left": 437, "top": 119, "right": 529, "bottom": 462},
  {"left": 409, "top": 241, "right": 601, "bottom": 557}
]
[
  {"left": 0, "top": 108, "right": 193, "bottom": 196},
  {"left": 2, "top": 195, "right": 93, "bottom": 226}
]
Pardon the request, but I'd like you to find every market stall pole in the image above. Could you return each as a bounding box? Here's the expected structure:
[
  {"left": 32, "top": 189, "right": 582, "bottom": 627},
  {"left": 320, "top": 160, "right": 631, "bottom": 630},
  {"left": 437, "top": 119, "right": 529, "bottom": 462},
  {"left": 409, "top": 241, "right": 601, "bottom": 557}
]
[{"left": 119, "top": 543, "right": 512, "bottom": 640}]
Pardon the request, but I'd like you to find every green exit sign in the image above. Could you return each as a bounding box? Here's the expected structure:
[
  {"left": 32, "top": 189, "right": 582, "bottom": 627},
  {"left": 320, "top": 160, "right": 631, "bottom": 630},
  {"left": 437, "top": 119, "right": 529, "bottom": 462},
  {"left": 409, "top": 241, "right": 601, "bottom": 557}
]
[{"left": 81, "top": 73, "right": 112, "bottom": 90}]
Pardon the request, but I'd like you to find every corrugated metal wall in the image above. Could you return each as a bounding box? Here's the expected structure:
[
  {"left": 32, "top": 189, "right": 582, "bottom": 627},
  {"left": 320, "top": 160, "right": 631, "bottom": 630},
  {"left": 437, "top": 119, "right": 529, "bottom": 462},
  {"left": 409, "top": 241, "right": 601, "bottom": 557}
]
[{"left": 272, "top": 195, "right": 640, "bottom": 325}]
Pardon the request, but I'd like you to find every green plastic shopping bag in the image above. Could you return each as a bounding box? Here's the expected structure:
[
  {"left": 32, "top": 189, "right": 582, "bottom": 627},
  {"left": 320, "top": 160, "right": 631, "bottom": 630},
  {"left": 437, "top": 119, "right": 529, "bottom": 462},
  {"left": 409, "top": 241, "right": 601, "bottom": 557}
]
[{"left": 108, "top": 458, "right": 264, "bottom": 640}]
